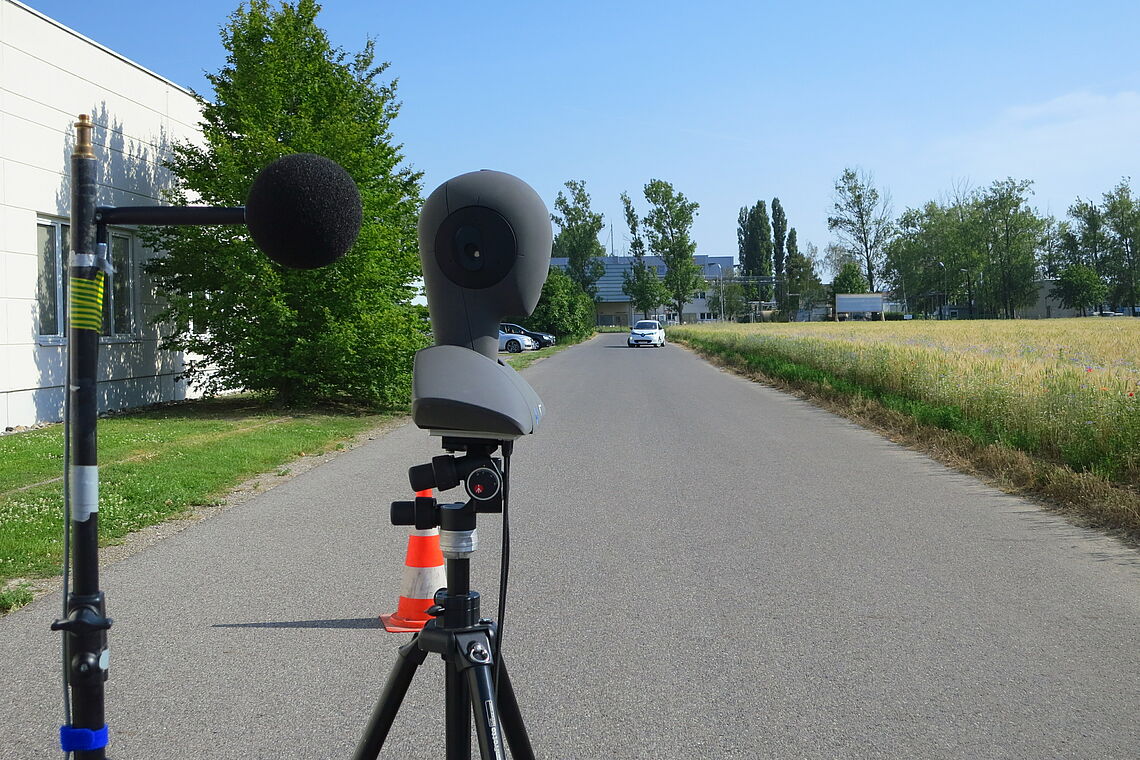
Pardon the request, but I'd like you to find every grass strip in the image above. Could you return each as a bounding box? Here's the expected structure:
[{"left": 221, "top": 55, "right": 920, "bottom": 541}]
[
  {"left": 0, "top": 397, "right": 392, "bottom": 609},
  {"left": 501, "top": 333, "right": 590, "bottom": 371},
  {"left": 673, "top": 332, "right": 1140, "bottom": 542}
]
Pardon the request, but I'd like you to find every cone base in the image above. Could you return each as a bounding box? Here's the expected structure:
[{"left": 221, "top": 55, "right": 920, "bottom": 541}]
[
  {"left": 379, "top": 611, "right": 429, "bottom": 633},
  {"left": 380, "top": 595, "right": 435, "bottom": 633}
]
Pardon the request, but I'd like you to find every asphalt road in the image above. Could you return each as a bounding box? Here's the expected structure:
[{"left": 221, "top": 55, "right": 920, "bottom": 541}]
[{"left": 2, "top": 334, "right": 1139, "bottom": 758}]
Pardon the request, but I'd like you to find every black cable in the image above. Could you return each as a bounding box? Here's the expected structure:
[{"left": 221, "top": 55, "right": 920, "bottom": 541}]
[{"left": 494, "top": 442, "right": 512, "bottom": 687}]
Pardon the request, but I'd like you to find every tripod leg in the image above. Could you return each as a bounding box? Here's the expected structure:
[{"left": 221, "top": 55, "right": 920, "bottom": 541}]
[
  {"left": 354, "top": 638, "right": 429, "bottom": 760},
  {"left": 465, "top": 661, "right": 508, "bottom": 760},
  {"left": 496, "top": 658, "right": 535, "bottom": 760},
  {"left": 446, "top": 661, "right": 472, "bottom": 760}
]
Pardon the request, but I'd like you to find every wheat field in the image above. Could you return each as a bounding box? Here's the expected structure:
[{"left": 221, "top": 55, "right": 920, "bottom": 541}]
[{"left": 670, "top": 319, "right": 1140, "bottom": 486}]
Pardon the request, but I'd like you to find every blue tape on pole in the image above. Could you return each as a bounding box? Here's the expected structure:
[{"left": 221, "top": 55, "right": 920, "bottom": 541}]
[{"left": 60, "top": 724, "right": 108, "bottom": 751}]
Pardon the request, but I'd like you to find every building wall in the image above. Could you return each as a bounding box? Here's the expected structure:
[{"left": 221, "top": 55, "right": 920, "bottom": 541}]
[{"left": 1, "top": 0, "right": 202, "bottom": 428}]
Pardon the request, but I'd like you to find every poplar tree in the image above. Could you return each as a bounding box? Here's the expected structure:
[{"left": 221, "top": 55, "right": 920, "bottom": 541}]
[
  {"left": 737, "top": 201, "right": 773, "bottom": 300},
  {"left": 771, "top": 196, "right": 788, "bottom": 284}
]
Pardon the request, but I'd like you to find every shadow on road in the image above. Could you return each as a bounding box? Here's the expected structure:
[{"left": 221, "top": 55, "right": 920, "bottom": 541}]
[{"left": 213, "top": 618, "right": 382, "bottom": 629}]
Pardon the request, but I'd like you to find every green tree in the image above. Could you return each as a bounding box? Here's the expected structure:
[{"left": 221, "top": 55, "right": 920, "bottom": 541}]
[
  {"left": 791, "top": 241, "right": 828, "bottom": 317},
  {"left": 643, "top": 179, "right": 702, "bottom": 323},
  {"left": 620, "top": 191, "right": 668, "bottom": 318},
  {"left": 707, "top": 277, "right": 747, "bottom": 320},
  {"left": 1065, "top": 198, "right": 1111, "bottom": 276},
  {"left": 832, "top": 260, "right": 869, "bottom": 294},
  {"left": 144, "top": 0, "right": 425, "bottom": 407},
  {"left": 978, "top": 178, "right": 1045, "bottom": 318},
  {"left": 1050, "top": 264, "right": 1108, "bottom": 315},
  {"left": 1101, "top": 180, "right": 1140, "bottom": 315},
  {"left": 771, "top": 197, "right": 788, "bottom": 301},
  {"left": 783, "top": 229, "right": 823, "bottom": 319},
  {"left": 736, "top": 201, "right": 773, "bottom": 300},
  {"left": 526, "top": 266, "right": 595, "bottom": 339},
  {"left": 552, "top": 179, "right": 607, "bottom": 300},
  {"left": 828, "top": 167, "right": 894, "bottom": 291},
  {"left": 831, "top": 260, "right": 869, "bottom": 319},
  {"left": 886, "top": 200, "right": 970, "bottom": 316}
]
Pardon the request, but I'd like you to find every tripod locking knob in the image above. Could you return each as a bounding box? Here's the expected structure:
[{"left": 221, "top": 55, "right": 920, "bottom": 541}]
[{"left": 389, "top": 495, "right": 438, "bottom": 530}]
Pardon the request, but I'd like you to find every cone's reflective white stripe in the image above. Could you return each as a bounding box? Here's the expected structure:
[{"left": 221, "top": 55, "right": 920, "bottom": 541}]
[{"left": 403, "top": 562, "right": 446, "bottom": 600}]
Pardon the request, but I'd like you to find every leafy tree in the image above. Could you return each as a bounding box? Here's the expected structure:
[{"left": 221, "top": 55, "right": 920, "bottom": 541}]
[
  {"left": 771, "top": 197, "right": 788, "bottom": 301},
  {"left": 776, "top": 226, "right": 795, "bottom": 314},
  {"left": 643, "top": 179, "right": 702, "bottom": 323},
  {"left": 707, "top": 277, "right": 747, "bottom": 320},
  {"left": 526, "top": 266, "right": 595, "bottom": 339},
  {"left": 783, "top": 229, "right": 824, "bottom": 319},
  {"left": 831, "top": 260, "right": 869, "bottom": 320},
  {"left": 1037, "top": 217, "right": 1069, "bottom": 280},
  {"left": 1101, "top": 180, "right": 1140, "bottom": 315},
  {"left": 791, "top": 241, "right": 828, "bottom": 316},
  {"left": 823, "top": 242, "right": 857, "bottom": 281},
  {"left": 736, "top": 201, "right": 773, "bottom": 300},
  {"left": 1065, "top": 198, "right": 1111, "bottom": 275},
  {"left": 1050, "top": 264, "right": 1107, "bottom": 315},
  {"left": 886, "top": 200, "right": 970, "bottom": 316},
  {"left": 832, "top": 260, "right": 869, "bottom": 294},
  {"left": 828, "top": 167, "right": 894, "bottom": 291},
  {"left": 144, "top": 0, "right": 425, "bottom": 407},
  {"left": 620, "top": 192, "right": 668, "bottom": 318},
  {"left": 552, "top": 179, "right": 607, "bottom": 300},
  {"left": 977, "top": 178, "right": 1045, "bottom": 318}
]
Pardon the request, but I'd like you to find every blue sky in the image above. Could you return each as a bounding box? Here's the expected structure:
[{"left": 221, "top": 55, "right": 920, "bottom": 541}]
[{"left": 24, "top": 0, "right": 1140, "bottom": 274}]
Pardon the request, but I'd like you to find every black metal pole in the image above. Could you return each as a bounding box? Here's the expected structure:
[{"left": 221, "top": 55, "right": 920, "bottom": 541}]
[
  {"left": 444, "top": 555, "right": 473, "bottom": 759},
  {"left": 51, "top": 113, "right": 112, "bottom": 759}
]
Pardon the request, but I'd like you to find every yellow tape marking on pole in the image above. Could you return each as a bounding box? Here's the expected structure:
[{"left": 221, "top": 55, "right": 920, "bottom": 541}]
[{"left": 69, "top": 272, "right": 105, "bottom": 332}]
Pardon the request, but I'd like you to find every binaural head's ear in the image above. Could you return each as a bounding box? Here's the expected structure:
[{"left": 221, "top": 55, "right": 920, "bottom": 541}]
[{"left": 245, "top": 153, "right": 362, "bottom": 269}]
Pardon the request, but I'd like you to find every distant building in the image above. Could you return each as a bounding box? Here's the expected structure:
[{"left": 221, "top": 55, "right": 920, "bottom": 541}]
[
  {"left": 1023, "top": 280, "right": 1109, "bottom": 319},
  {"left": 1, "top": 0, "right": 202, "bottom": 429},
  {"left": 550, "top": 255, "right": 734, "bottom": 326}
]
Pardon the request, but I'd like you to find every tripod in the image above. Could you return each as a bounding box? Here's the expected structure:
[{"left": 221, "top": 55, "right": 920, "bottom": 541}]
[{"left": 354, "top": 440, "right": 535, "bottom": 760}]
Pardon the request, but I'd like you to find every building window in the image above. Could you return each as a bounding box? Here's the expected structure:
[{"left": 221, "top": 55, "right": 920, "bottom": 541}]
[
  {"left": 105, "top": 233, "right": 134, "bottom": 336},
  {"left": 37, "top": 220, "right": 69, "bottom": 337},
  {"left": 37, "top": 219, "right": 135, "bottom": 339}
]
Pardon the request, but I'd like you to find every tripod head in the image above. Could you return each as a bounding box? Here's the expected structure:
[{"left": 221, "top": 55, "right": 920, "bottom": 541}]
[{"left": 391, "top": 437, "right": 512, "bottom": 557}]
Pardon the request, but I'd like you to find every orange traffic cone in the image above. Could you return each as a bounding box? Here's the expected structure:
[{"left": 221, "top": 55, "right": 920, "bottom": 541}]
[{"left": 380, "top": 489, "right": 446, "bottom": 633}]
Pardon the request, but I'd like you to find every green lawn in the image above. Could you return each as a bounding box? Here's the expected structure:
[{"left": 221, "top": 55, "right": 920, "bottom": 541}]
[{"left": 0, "top": 397, "right": 392, "bottom": 611}]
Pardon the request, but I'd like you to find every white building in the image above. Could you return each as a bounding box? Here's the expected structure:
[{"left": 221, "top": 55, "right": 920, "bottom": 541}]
[{"left": 1, "top": 0, "right": 202, "bottom": 429}]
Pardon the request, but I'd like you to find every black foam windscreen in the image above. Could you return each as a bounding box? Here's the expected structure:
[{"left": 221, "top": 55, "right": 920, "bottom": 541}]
[{"left": 245, "top": 153, "right": 362, "bottom": 269}]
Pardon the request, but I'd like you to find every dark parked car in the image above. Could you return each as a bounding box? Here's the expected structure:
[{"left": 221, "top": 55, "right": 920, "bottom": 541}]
[{"left": 500, "top": 322, "right": 555, "bottom": 348}]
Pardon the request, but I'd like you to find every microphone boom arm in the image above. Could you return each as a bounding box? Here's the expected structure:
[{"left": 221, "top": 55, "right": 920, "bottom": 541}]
[{"left": 95, "top": 206, "right": 245, "bottom": 227}]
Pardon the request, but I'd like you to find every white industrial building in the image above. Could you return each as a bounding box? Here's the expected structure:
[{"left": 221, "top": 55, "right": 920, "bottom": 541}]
[{"left": 1, "top": 0, "right": 202, "bottom": 429}]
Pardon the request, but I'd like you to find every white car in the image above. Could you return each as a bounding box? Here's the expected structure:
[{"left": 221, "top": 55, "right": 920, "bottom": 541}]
[
  {"left": 628, "top": 319, "right": 666, "bottom": 348},
  {"left": 499, "top": 330, "right": 537, "bottom": 354}
]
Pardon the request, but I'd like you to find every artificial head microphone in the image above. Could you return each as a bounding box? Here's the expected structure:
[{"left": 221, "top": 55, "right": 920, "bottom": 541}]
[{"left": 245, "top": 153, "right": 363, "bottom": 269}]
